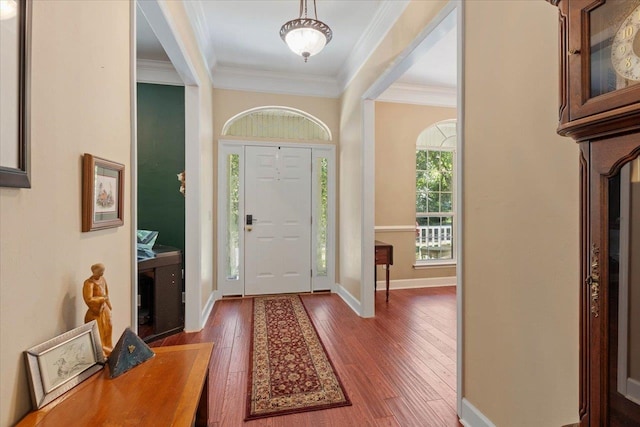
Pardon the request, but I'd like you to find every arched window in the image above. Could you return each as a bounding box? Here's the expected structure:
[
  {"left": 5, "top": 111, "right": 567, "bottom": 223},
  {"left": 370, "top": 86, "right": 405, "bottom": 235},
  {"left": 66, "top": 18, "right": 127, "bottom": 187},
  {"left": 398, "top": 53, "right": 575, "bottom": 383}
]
[
  {"left": 416, "top": 119, "right": 456, "bottom": 149},
  {"left": 222, "top": 106, "right": 332, "bottom": 141},
  {"left": 415, "top": 119, "right": 457, "bottom": 263}
]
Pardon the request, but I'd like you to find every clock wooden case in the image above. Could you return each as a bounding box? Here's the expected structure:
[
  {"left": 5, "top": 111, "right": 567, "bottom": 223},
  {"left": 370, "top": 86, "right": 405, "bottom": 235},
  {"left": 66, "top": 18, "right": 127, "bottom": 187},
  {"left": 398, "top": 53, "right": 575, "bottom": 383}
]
[{"left": 548, "top": 0, "right": 640, "bottom": 426}]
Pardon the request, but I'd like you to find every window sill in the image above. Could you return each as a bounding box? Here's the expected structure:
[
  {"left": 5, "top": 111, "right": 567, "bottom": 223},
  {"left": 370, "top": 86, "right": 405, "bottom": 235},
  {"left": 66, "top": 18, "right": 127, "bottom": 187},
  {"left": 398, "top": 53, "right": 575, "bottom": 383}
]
[{"left": 413, "top": 261, "right": 456, "bottom": 269}]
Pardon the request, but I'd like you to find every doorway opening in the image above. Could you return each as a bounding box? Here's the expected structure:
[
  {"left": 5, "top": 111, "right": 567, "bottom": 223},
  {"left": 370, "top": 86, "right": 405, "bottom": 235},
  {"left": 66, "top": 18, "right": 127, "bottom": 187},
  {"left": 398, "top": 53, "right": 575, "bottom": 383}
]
[
  {"left": 361, "top": 0, "right": 463, "bottom": 415},
  {"left": 134, "top": 0, "right": 204, "bottom": 336}
]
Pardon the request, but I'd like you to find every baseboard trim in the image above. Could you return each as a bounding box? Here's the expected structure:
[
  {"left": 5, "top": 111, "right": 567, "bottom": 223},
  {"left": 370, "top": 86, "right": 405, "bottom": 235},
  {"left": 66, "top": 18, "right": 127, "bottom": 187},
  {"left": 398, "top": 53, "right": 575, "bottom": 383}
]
[
  {"left": 200, "top": 291, "right": 217, "bottom": 330},
  {"left": 375, "top": 276, "right": 456, "bottom": 290},
  {"left": 459, "top": 398, "right": 496, "bottom": 427},
  {"left": 337, "top": 277, "right": 454, "bottom": 314},
  {"left": 625, "top": 377, "right": 640, "bottom": 405},
  {"left": 335, "top": 283, "right": 362, "bottom": 316}
]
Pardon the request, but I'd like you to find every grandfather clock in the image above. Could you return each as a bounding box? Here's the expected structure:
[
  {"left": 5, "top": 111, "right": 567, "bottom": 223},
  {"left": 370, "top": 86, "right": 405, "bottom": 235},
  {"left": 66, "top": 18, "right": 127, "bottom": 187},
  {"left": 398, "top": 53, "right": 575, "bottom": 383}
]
[{"left": 548, "top": 0, "right": 640, "bottom": 425}]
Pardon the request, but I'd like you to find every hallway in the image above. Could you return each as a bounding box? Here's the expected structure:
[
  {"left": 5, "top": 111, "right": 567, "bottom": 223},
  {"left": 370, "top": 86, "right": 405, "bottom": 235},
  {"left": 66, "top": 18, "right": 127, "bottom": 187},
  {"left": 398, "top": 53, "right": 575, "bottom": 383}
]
[{"left": 151, "top": 287, "right": 460, "bottom": 426}]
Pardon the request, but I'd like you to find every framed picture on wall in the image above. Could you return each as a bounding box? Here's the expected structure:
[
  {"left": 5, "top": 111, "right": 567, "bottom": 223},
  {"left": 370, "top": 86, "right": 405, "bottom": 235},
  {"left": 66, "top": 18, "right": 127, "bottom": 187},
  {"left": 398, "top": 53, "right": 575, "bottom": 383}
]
[
  {"left": 24, "top": 321, "right": 105, "bottom": 409},
  {"left": 82, "top": 154, "right": 124, "bottom": 232},
  {"left": 0, "top": 0, "right": 32, "bottom": 188}
]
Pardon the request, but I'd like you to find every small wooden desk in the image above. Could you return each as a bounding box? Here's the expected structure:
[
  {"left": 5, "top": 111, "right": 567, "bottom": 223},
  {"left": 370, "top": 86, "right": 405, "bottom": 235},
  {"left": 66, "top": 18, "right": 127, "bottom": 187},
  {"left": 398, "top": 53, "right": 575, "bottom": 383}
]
[
  {"left": 375, "top": 240, "right": 393, "bottom": 302},
  {"left": 138, "top": 245, "right": 184, "bottom": 342},
  {"left": 17, "top": 343, "right": 213, "bottom": 427}
]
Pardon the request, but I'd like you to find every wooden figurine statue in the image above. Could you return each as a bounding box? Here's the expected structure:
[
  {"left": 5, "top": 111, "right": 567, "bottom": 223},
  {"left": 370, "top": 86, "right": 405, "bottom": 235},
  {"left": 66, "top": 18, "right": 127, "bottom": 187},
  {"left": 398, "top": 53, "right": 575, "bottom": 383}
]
[{"left": 83, "top": 263, "right": 113, "bottom": 357}]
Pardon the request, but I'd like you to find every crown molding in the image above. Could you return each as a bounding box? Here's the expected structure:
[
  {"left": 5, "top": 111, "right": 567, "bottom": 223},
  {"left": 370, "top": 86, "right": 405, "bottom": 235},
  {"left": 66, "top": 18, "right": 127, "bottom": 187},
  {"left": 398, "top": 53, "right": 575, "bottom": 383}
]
[
  {"left": 377, "top": 82, "right": 457, "bottom": 107},
  {"left": 138, "top": 0, "right": 200, "bottom": 86},
  {"left": 136, "top": 59, "right": 183, "bottom": 85},
  {"left": 337, "top": 0, "right": 411, "bottom": 92},
  {"left": 181, "top": 0, "right": 408, "bottom": 97},
  {"left": 212, "top": 65, "right": 341, "bottom": 98}
]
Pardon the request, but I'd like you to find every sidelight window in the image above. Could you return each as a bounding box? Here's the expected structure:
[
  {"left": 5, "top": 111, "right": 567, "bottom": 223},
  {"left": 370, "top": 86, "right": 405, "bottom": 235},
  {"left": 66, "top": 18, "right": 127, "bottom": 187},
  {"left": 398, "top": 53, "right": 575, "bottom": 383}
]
[{"left": 225, "top": 153, "right": 240, "bottom": 280}]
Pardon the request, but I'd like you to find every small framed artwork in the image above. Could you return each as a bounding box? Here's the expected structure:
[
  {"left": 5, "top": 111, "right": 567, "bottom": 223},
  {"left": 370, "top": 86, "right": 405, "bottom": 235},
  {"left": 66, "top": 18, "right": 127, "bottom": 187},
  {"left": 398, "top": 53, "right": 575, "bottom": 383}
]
[
  {"left": 82, "top": 154, "right": 124, "bottom": 232},
  {"left": 24, "top": 321, "right": 106, "bottom": 409}
]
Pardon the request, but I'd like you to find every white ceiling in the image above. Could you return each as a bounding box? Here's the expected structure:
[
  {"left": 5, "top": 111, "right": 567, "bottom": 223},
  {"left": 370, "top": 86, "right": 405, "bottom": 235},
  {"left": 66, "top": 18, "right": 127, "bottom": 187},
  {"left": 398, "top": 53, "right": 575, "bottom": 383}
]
[
  {"left": 397, "top": 25, "right": 457, "bottom": 88},
  {"left": 136, "top": 0, "right": 457, "bottom": 104},
  {"left": 136, "top": 7, "right": 170, "bottom": 62}
]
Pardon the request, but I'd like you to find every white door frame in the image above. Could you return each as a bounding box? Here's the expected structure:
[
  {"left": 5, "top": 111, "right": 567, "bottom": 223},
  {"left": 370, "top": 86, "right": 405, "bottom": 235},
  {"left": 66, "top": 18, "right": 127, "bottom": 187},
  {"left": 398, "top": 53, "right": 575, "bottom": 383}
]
[
  {"left": 217, "top": 140, "right": 336, "bottom": 296},
  {"left": 134, "top": 0, "right": 204, "bottom": 332},
  {"left": 360, "top": 0, "right": 464, "bottom": 415}
]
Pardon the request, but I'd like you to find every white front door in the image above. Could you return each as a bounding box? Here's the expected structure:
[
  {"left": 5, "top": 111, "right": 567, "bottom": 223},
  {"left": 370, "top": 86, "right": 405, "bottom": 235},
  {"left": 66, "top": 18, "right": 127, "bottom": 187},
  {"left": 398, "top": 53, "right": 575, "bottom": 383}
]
[{"left": 244, "top": 146, "right": 311, "bottom": 295}]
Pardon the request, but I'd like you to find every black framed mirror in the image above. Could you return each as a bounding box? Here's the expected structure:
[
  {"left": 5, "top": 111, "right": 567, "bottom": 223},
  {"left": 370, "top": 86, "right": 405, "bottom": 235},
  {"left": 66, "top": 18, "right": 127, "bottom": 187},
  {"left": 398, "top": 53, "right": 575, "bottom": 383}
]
[{"left": 0, "top": 0, "right": 31, "bottom": 188}]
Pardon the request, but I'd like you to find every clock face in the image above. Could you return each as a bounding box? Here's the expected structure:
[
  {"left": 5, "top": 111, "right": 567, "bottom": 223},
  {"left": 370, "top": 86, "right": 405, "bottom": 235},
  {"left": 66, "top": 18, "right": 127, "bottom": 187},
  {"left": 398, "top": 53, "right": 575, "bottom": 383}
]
[{"left": 611, "top": 5, "right": 640, "bottom": 81}]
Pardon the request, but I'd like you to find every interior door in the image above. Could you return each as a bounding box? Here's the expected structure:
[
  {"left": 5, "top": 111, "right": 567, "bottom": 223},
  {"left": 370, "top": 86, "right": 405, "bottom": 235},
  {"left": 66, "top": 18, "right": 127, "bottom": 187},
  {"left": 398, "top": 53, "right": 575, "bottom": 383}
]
[{"left": 244, "top": 146, "right": 311, "bottom": 295}]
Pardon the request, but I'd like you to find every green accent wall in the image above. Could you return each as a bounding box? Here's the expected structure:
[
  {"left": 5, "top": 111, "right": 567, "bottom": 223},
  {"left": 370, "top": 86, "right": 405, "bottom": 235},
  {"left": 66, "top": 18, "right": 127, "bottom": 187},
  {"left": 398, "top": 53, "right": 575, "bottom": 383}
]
[{"left": 137, "top": 83, "right": 185, "bottom": 256}]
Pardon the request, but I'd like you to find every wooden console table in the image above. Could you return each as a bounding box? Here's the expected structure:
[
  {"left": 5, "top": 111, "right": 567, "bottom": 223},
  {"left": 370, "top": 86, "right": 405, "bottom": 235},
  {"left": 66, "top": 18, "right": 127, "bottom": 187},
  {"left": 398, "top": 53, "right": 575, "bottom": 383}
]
[
  {"left": 17, "top": 343, "right": 213, "bottom": 427},
  {"left": 375, "top": 240, "right": 393, "bottom": 302}
]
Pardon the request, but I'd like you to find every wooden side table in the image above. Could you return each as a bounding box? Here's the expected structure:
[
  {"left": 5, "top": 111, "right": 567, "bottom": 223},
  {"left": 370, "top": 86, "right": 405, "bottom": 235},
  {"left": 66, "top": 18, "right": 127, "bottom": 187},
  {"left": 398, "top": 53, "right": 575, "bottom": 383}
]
[
  {"left": 17, "top": 343, "right": 213, "bottom": 427},
  {"left": 375, "top": 240, "right": 393, "bottom": 302}
]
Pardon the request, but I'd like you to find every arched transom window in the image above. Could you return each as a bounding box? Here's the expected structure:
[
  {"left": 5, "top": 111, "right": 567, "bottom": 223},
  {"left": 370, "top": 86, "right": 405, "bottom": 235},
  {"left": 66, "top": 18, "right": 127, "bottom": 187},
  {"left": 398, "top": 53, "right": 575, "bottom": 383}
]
[{"left": 222, "top": 106, "right": 332, "bottom": 141}]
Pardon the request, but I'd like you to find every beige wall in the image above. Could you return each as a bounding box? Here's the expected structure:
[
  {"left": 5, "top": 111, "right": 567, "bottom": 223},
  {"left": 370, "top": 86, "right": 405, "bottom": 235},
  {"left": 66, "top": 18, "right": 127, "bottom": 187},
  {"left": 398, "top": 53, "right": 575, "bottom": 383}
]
[
  {"left": 0, "top": 2, "right": 587, "bottom": 426},
  {"left": 0, "top": 2, "right": 132, "bottom": 425},
  {"left": 375, "top": 101, "right": 456, "bottom": 282},
  {"left": 463, "top": 1, "right": 579, "bottom": 425},
  {"left": 339, "top": 0, "right": 451, "bottom": 301}
]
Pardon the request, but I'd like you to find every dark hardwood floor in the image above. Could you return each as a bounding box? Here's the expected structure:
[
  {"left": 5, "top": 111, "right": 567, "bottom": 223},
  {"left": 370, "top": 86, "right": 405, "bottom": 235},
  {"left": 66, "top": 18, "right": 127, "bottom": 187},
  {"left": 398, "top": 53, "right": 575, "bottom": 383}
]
[{"left": 150, "top": 287, "right": 460, "bottom": 426}]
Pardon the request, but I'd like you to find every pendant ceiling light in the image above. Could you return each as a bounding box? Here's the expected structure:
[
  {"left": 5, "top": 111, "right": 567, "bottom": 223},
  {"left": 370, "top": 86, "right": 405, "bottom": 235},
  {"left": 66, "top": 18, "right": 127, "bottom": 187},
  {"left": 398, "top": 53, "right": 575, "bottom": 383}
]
[
  {"left": 0, "top": 0, "right": 17, "bottom": 20},
  {"left": 280, "top": 0, "right": 332, "bottom": 62}
]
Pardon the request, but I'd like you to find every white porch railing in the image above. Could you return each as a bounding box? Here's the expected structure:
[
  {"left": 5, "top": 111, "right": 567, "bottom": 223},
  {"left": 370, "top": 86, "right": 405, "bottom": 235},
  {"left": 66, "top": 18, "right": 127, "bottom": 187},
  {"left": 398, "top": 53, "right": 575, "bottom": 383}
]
[{"left": 416, "top": 225, "right": 453, "bottom": 259}]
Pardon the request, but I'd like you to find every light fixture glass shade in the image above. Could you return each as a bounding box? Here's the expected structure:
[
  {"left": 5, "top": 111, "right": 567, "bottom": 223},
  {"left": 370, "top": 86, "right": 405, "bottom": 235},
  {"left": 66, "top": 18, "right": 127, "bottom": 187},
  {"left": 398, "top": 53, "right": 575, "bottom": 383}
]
[
  {"left": 280, "top": 4, "right": 332, "bottom": 62},
  {"left": 0, "top": 0, "right": 17, "bottom": 20},
  {"left": 284, "top": 24, "right": 327, "bottom": 59}
]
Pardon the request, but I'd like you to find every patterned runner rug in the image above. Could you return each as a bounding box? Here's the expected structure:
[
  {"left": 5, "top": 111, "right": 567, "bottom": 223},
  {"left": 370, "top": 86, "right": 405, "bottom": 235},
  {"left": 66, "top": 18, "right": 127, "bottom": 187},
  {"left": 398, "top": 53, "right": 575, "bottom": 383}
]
[{"left": 246, "top": 294, "right": 351, "bottom": 420}]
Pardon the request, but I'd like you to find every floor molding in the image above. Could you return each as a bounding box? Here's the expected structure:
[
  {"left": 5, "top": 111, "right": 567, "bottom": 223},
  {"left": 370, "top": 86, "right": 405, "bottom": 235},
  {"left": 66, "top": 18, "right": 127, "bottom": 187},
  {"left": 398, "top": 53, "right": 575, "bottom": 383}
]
[
  {"left": 625, "top": 377, "right": 640, "bottom": 404},
  {"left": 460, "top": 398, "right": 496, "bottom": 427},
  {"left": 335, "top": 283, "right": 362, "bottom": 316},
  {"left": 376, "top": 276, "right": 456, "bottom": 290},
  {"left": 199, "top": 291, "right": 217, "bottom": 330}
]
